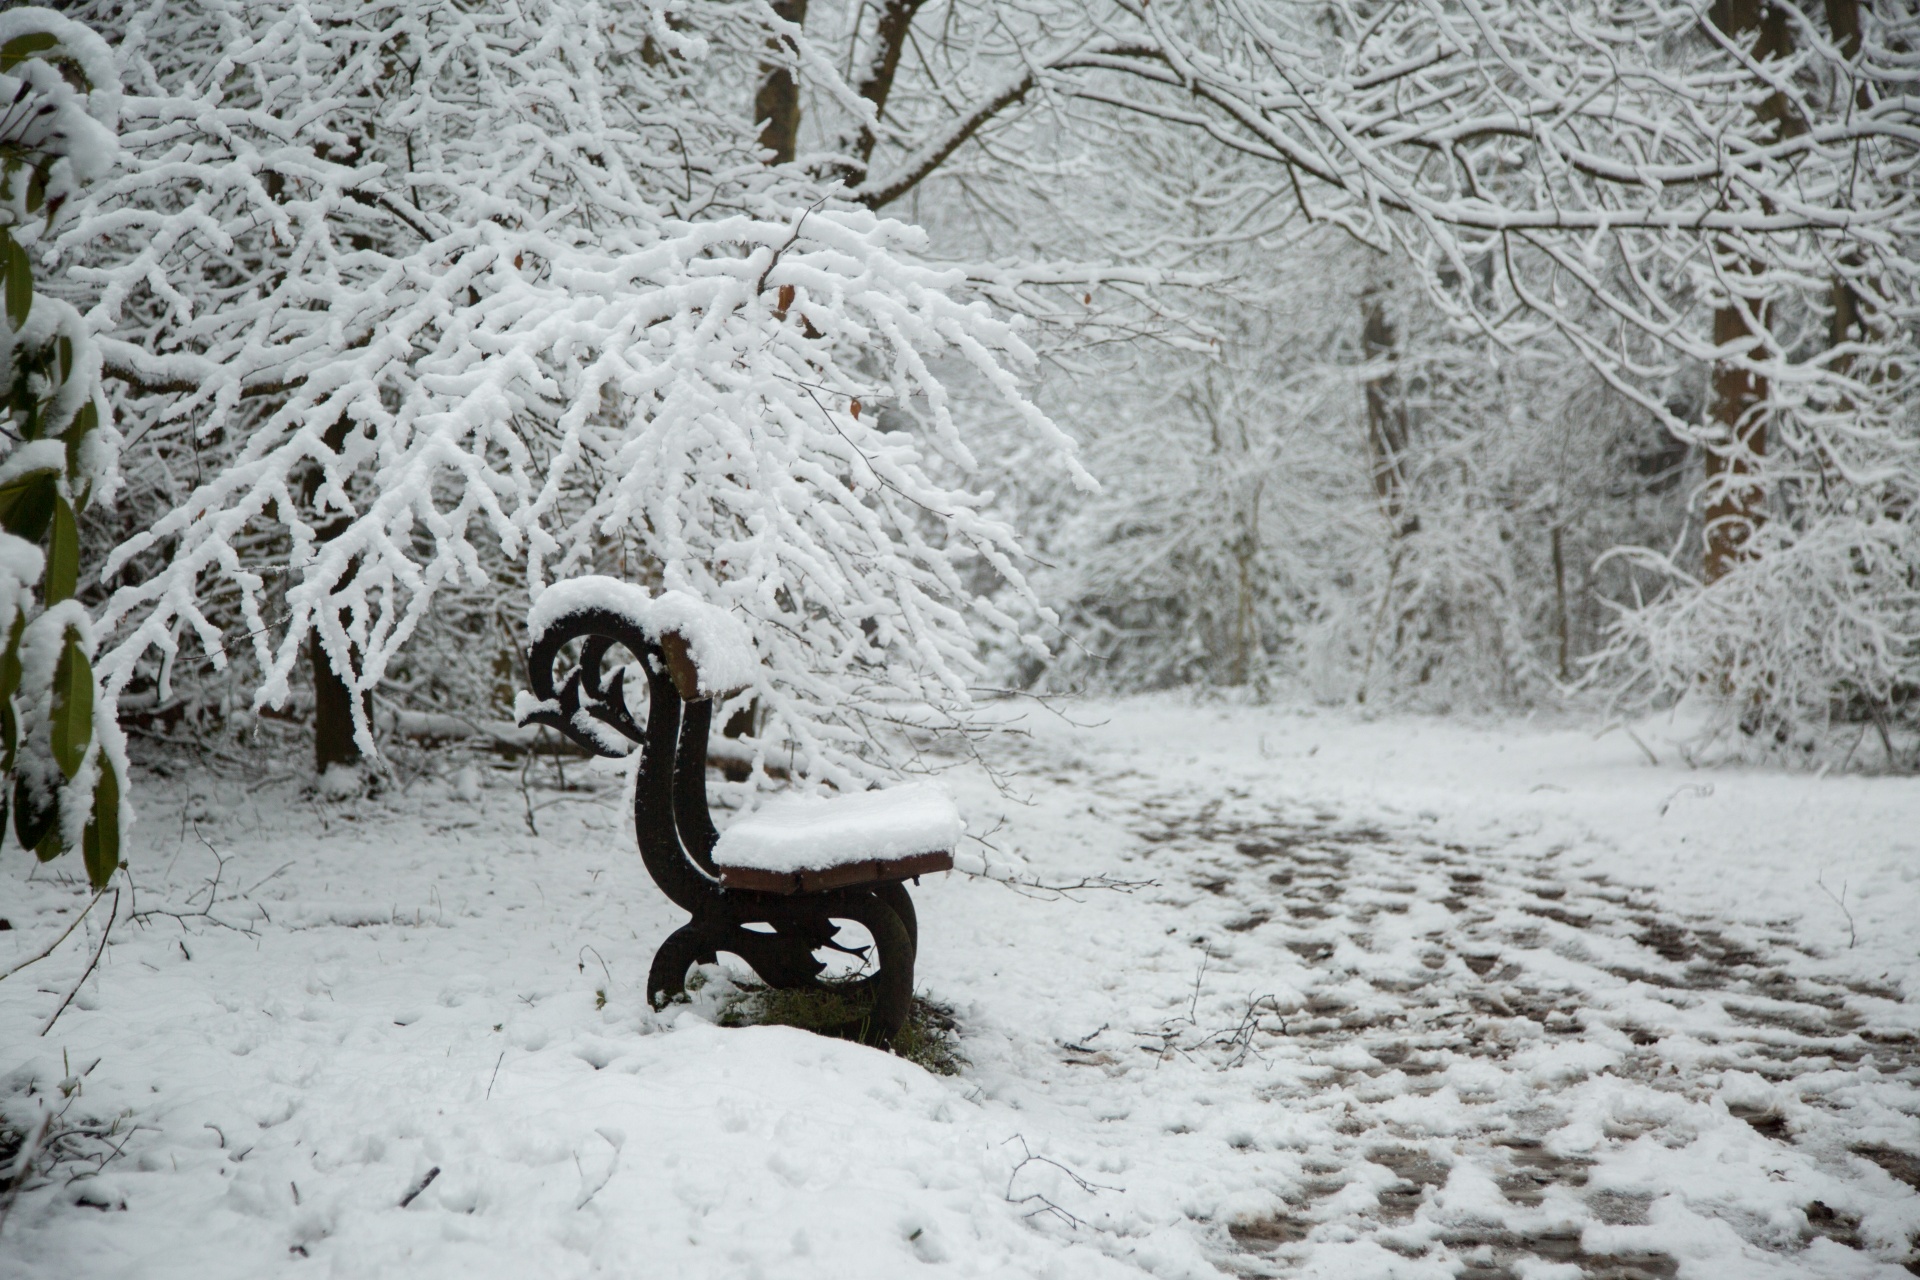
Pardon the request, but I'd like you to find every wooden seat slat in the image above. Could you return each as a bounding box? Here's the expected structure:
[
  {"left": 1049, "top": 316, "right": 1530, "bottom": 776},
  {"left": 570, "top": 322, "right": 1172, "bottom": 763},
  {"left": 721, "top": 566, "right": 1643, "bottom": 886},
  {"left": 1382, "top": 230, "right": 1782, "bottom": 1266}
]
[{"left": 716, "top": 849, "right": 953, "bottom": 895}]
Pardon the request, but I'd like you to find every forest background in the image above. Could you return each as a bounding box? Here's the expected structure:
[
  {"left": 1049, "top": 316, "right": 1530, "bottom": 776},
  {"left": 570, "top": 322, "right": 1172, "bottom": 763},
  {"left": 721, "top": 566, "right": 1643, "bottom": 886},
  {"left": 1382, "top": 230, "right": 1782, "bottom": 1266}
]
[{"left": 2, "top": 0, "right": 1916, "bottom": 892}]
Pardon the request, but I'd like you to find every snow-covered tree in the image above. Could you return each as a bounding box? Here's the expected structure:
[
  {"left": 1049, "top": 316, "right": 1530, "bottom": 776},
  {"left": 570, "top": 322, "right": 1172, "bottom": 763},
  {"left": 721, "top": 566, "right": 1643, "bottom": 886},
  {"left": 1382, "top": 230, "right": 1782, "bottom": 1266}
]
[
  {"left": 47, "top": 0, "right": 1092, "bottom": 792},
  {"left": 34, "top": 0, "right": 1920, "bottom": 790},
  {"left": 799, "top": 0, "right": 1919, "bottom": 761}
]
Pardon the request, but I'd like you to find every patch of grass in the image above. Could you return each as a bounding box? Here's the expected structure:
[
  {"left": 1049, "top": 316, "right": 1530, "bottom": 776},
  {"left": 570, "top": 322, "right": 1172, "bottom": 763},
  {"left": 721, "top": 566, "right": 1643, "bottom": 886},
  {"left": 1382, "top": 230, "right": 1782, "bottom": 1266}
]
[
  {"left": 889, "top": 997, "right": 966, "bottom": 1077},
  {"left": 712, "top": 978, "right": 967, "bottom": 1075}
]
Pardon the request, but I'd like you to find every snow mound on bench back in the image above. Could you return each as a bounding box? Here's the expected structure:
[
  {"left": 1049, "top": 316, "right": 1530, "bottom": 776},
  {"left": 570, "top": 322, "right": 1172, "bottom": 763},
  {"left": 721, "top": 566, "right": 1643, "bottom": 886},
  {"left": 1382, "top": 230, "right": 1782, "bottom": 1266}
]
[
  {"left": 713, "top": 782, "right": 963, "bottom": 873},
  {"left": 528, "top": 576, "right": 757, "bottom": 696}
]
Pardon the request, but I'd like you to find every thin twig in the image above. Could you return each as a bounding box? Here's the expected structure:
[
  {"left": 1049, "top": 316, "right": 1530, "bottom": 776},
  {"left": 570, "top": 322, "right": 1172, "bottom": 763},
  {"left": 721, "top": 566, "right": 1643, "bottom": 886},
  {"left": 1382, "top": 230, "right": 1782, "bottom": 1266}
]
[
  {"left": 40, "top": 891, "right": 120, "bottom": 1037},
  {"left": 1002, "top": 1135, "right": 1118, "bottom": 1229},
  {"left": 0, "top": 891, "right": 106, "bottom": 984},
  {"left": 577, "top": 945, "right": 612, "bottom": 989},
  {"left": 128, "top": 833, "right": 257, "bottom": 936},
  {"left": 520, "top": 729, "right": 541, "bottom": 836},
  {"left": 242, "top": 861, "right": 298, "bottom": 896},
  {"left": 1816, "top": 873, "right": 1857, "bottom": 949},
  {"left": 485, "top": 1050, "right": 505, "bottom": 1100},
  {"left": 1622, "top": 727, "right": 1660, "bottom": 767},
  {"left": 398, "top": 1166, "right": 441, "bottom": 1208}
]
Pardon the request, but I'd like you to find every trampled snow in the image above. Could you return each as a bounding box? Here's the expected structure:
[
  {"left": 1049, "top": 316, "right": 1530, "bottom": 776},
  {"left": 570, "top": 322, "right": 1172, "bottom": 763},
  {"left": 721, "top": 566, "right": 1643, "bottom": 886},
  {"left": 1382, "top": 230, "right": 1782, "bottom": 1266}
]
[
  {"left": 712, "top": 782, "right": 963, "bottom": 872},
  {"left": 3, "top": 699, "right": 1919, "bottom": 1278}
]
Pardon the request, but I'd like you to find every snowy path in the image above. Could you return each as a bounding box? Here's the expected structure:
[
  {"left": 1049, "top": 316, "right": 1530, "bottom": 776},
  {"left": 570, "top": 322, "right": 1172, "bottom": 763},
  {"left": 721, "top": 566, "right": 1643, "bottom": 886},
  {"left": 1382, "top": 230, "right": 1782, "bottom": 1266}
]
[{"left": 4, "top": 700, "right": 1920, "bottom": 1278}]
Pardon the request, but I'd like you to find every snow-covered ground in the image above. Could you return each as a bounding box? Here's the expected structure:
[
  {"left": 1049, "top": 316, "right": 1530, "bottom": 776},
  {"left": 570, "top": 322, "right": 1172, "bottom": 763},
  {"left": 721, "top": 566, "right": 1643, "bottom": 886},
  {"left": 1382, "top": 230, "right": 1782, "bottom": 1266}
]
[{"left": 4, "top": 698, "right": 1919, "bottom": 1278}]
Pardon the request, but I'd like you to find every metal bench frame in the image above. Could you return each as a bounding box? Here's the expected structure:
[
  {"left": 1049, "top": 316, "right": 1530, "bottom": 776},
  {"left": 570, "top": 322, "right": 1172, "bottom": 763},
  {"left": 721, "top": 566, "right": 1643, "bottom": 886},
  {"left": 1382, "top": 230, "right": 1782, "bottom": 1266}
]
[{"left": 521, "top": 605, "right": 922, "bottom": 1045}]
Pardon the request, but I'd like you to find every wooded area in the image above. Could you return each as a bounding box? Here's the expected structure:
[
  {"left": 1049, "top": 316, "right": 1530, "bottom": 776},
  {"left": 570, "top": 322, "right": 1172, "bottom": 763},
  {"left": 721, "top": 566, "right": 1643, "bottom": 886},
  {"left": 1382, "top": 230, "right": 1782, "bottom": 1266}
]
[{"left": 2, "top": 0, "right": 1915, "bottom": 886}]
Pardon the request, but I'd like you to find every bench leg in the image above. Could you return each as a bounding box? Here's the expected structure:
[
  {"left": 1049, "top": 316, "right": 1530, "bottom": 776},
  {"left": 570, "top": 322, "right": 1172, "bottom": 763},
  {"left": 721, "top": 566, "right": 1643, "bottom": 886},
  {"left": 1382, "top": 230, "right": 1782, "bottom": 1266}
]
[
  {"left": 647, "top": 921, "right": 725, "bottom": 1010},
  {"left": 645, "top": 892, "right": 916, "bottom": 1048},
  {"left": 873, "top": 881, "right": 917, "bottom": 956},
  {"left": 810, "top": 891, "right": 914, "bottom": 1048}
]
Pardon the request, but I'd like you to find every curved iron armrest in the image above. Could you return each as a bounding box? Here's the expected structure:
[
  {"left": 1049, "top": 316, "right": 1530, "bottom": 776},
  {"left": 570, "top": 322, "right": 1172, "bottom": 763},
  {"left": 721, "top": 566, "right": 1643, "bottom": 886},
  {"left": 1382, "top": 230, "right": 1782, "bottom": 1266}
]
[
  {"left": 520, "top": 600, "right": 923, "bottom": 1047},
  {"left": 521, "top": 609, "right": 654, "bottom": 758},
  {"left": 520, "top": 607, "right": 722, "bottom": 913}
]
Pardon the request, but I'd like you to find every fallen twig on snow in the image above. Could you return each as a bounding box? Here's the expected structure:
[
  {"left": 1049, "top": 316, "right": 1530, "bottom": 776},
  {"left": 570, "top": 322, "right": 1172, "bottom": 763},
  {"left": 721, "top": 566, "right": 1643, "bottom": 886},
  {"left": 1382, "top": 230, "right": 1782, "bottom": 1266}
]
[
  {"left": 0, "top": 890, "right": 107, "bottom": 984},
  {"left": 960, "top": 869, "right": 1159, "bottom": 901},
  {"left": 485, "top": 1051, "right": 505, "bottom": 1101},
  {"left": 40, "top": 890, "right": 120, "bottom": 1037},
  {"left": 128, "top": 828, "right": 259, "bottom": 936},
  {"left": 399, "top": 1166, "right": 441, "bottom": 1208},
  {"left": 1003, "top": 1136, "right": 1116, "bottom": 1229}
]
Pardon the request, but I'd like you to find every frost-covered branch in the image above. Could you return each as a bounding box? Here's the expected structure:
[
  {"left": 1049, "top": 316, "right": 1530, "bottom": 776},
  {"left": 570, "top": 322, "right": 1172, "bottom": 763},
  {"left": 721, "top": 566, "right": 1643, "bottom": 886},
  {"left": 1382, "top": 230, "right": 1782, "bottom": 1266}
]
[{"left": 51, "top": 0, "right": 1093, "bottom": 788}]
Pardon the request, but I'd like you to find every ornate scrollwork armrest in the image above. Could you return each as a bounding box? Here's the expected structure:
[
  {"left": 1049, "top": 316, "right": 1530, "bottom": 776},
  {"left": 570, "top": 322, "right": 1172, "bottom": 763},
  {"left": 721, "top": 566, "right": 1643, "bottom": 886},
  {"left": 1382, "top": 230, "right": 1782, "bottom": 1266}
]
[{"left": 518, "top": 609, "right": 663, "bottom": 759}]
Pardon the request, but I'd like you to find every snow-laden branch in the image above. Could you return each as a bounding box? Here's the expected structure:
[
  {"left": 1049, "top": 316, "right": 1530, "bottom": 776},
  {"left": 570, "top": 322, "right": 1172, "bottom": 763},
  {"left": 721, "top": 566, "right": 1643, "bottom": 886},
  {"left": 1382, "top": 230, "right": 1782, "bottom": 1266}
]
[{"left": 53, "top": 0, "right": 1090, "bottom": 787}]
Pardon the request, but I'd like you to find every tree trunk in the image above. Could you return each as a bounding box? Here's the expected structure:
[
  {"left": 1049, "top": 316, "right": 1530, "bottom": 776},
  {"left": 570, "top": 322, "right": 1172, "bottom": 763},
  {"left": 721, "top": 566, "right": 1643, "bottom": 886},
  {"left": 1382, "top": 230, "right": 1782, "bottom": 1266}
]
[
  {"left": 302, "top": 416, "right": 368, "bottom": 773},
  {"left": 1551, "top": 523, "right": 1570, "bottom": 681},
  {"left": 1824, "top": 0, "right": 1868, "bottom": 370},
  {"left": 833, "top": 0, "right": 928, "bottom": 185},
  {"left": 1703, "top": 301, "right": 1768, "bottom": 583},
  {"left": 1825, "top": 0, "right": 1862, "bottom": 68},
  {"left": 1361, "top": 286, "right": 1413, "bottom": 536},
  {"left": 755, "top": 0, "right": 810, "bottom": 164},
  {"left": 1356, "top": 284, "right": 1412, "bottom": 704},
  {"left": 311, "top": 632, "right": 368, "bottom": 773},
  {"left": 1701, "top": 0, "right": 1795, "bottom": 583}
]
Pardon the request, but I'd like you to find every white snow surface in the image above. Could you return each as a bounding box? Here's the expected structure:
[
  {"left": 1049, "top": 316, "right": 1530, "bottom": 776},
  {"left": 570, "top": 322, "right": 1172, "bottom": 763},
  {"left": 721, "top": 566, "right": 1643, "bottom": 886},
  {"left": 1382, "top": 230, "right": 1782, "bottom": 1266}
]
[
  {"left": 4, "top": 697, "right": 1920, "bottom": 1278},
  {"left": 712, "top": 782, "right": 963, "bottom": 872},
  {"left": 526, "top": 577, "right": 758, "bottom": 697}
]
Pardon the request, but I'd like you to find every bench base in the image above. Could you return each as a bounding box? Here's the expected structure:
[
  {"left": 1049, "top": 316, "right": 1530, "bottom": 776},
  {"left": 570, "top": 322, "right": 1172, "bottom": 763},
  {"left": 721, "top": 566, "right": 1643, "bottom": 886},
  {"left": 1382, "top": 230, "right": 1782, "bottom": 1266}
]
[{"left": 716, "top": 850, "right": 953, "bottom": 896}]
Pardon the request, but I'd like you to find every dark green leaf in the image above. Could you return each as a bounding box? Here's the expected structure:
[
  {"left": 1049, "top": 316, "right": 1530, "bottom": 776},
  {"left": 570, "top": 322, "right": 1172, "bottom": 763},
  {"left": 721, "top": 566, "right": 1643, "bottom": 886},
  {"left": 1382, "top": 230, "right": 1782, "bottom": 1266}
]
[
  {"left": 13, "top": 768, "right": 55, "bottom": 852},
  {"left": 82, "top": 759, "right": 117, "bottom": 888},
  {"left": 65, "top": 401, "right": 98, "bottom": 493},
  {"left": 34, "top": 826, "right": 61, "bottom": 861},
  {"left": 0, "top": 33, "right": 58, "bottom": 73},
  {"left": 56, "top": 335, "right": 71, "bottom": 383},
  {"left": 45, "top": 495, "right": 76, "bottom": 603},
  {"left": 0, "top": 696, "right": 15, "bottom": 776},
  {"left": 24, "top": 160, "right": 46, "bottom": 214},
  {"left": 0, "top": 611, "right": 22, "bottom": 705},
  {"left": 5, "top": 235, "right": 32, "bottom": 330},
  {"left": 0, "top": 469, "right": 58, "bottom": 541},
  {"left": 50, "top": 630, "right": 91, "bottom": 779}
]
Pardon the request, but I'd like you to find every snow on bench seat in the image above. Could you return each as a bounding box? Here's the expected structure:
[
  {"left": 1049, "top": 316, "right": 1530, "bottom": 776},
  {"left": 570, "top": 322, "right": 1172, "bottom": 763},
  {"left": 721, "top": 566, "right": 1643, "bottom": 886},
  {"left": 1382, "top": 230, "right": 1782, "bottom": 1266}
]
[{"left": 712, "top": 782, "right": 961, "bottom": 894}]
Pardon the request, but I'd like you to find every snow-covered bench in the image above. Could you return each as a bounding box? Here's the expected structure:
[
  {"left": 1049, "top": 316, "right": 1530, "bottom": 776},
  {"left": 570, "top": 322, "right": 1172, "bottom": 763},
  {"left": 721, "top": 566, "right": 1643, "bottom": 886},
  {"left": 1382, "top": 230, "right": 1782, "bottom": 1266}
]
[
  {"left": 517, "top": 577, "right": 951, "bottom": 1047},
  {"left": 711, "top": 782, "right": 960, "bottom": 895}
]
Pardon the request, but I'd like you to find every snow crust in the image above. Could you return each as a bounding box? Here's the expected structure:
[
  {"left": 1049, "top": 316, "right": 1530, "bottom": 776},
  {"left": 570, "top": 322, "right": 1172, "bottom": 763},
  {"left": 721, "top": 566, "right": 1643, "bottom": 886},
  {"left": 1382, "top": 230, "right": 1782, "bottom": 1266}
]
[
  {"left": 527, "top": 577, "right": 757, "bottom": 697},
  {"left": 712, "top": 782, "right": 963, "bottom": 872}
]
